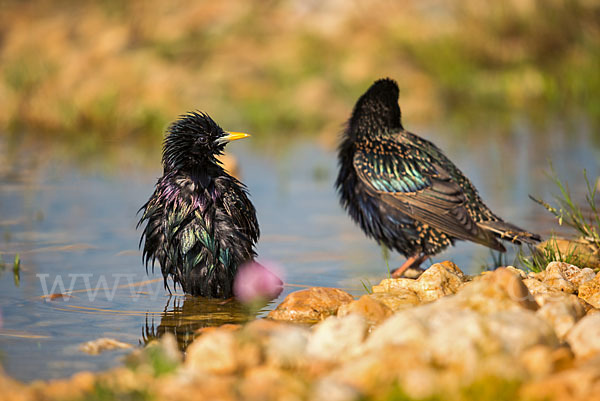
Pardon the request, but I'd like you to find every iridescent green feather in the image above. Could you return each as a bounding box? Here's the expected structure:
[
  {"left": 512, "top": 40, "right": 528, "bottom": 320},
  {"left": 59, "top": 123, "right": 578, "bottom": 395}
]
[{"left": 360, "top": 149, "right": 431, "bottom": 194}]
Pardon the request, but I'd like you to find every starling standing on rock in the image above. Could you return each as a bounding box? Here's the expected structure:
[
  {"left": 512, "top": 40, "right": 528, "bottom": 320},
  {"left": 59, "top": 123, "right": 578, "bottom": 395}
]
[
  {"left": 335, "top": 78, "right": 540, "bottom": 277},
  {"left": 138, "top": 112, "right": 259, "bottom": 298}
]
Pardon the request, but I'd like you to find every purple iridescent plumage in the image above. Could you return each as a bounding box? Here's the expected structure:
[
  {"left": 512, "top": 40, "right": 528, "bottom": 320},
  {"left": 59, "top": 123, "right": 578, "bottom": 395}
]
[{"left": 137, "top": 112, "right": 266, "bottom": 298}]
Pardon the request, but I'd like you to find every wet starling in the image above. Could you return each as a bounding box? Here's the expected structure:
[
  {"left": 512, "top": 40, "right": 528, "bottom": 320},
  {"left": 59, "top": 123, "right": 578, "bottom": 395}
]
[
  {"left": 335, "top": 78, "right": 540, "bottom": 277},
  {"left": 138, "top": 112, "right": 259, "bottom": 298}
]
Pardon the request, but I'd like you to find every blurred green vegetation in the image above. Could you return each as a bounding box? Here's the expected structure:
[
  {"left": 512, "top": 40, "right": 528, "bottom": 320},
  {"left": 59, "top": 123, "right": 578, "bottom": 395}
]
[
  {"left": 517, "top": 239, "right": 586, "bottom": 272},
  {"left": 363, "top": 376, "right": 526, "bottom": 401},
  {"left": 125, "top": 341, "right": 180, "bottom": 377},
  {"left": 79, "top": 383, "right": 154, "bottom": 401},
  {"left": 534, "top": 168, "right": 600, "bottom": 252},
  {"left": 0, "top": 0, "right": 599, "bottom": 153}
]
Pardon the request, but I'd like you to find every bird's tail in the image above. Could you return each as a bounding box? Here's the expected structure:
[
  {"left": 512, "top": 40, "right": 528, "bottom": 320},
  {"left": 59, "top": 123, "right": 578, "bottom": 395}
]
[{"left": 478, "top": 220, "right": 541, "bottom": 245}]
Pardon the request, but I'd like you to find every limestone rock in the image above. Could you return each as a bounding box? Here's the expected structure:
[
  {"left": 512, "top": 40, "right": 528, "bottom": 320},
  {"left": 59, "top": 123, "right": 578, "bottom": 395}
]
[
  {"left": 368, "top": 291, "right": 420, "bottom": 311},
  {"left": 587, "top": 308, "right": 600, "bottom": 316},
  {"left": 186, "top": 320, "right": 310, "bottom": 375},
  {"left": 505, "top": 265, "right": 528, "bottom": 279},
  {"left": 521, "top": 360, "right": 600, "bottom": 401},
  {"left": 79, "top": 338, "right": 132, "bottom": 355},
  {"left": 157, "top": 376, "right": 237, "bottom": 401},
  {"left": 484, "top": 310, "right": 558, "bottom": 355},
  {"left": 453, "top": 267, "right": 539, "bottom": 312},
  {"left": 85, "top": 367, "right": 144, "bottom": 396},
  {"left": 365, "top": 298, "right": 556, "bottom": 376},
  {"left": 574, "top": 267, "right": 597, "bottom": 286},
  {"left": 519, "top": 345, "right": 553, "bottom": 378},
  {"left": 547, "top": 261, "right": 583, "bottom": 280},
  {"left": 326, "top": 345, "right": 432, "bottom": 398},
  {"left": 578, "top": 274, "right": 600, "bottom": 308},
  {"left": 530, "top": 270, "right": 547, "bottom": 281},
  {"left": 311, "top": 378, "right": 360, "bottom": 401},
  {"left": 522, "top": 277, "right": 579, "bottom": 309},
  {"left": 0, "top": 368, "right": 33, "bottom": 401},
  {"left": 31, "top": 370, "right": 99, "bottom": 401},
  {"left": 519, "top": 345, "right": 574, "bottom": 378},
  {"left": 522, "top": 278, "right": 549, "bottom": 294},
  {"left": 535, "top": 291, "right": 581, "bottom": 308},
  {"left": 239, "top": 366, "right": 306, "bottom": 401},
  {"left": 543, "top": 262, "right": 578, "bottom": 293},
  {"left": 242, "top": 317, "right": 286, "bottom": 336},
  {"left": 372, "top": 261, "right": 467, "bottom": 303},
  {"left": 536, "top": 294, "right": 586, "bottom": 339},
  {"left": 371, "top": 277, "right": 416, "bottom": 294},
  {"left": 185, "top": 330, "right": 239, "bottom": 374},
  {"left": 268, "top": 287, "right": 354, "bottom": 322},
  {"left": 307, "top": 315, "right": 368, "bottom": 361},
  {"left": 337, "top": 294, "right": 393, "bottom": 325},
  {"left": 241, "top": 319, "right": 310, "bottom": 368},
  {"left": 415, "top": 261, "right": 467, "bottom": 302},
  {"left": 547, "top": 261, "right": 596, "bottom": 288},
  {"left": 419, "top": 307, "right": 491, "bottom": 370},
  {"left": 566, "top": 313, "right": 600, "bottom": 359},
  {"left": 262, "top": 323, "right": 310, "bottom": 368},
  {"left": 364, "top": 306, "right": 430, "bottom": 351}
]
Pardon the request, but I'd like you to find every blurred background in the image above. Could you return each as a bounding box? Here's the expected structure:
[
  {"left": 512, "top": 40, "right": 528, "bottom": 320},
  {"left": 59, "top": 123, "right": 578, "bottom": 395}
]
[
  {"left": 1, "top": 0, "right": 600, "bottom": 382},
  {"left": 2, "top": 0, "right": 599, "bottom": 151}
]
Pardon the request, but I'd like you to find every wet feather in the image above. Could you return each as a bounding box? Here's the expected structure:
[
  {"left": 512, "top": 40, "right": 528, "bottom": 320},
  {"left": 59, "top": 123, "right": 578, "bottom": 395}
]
[{"left": 138, "top": 112, "right": 259, "bottom": 298}]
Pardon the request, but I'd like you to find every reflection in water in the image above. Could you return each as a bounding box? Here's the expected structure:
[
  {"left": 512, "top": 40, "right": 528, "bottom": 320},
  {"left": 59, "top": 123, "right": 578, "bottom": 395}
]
[{"left": 141, "top": 295, "right": 272, "bottom": 350}]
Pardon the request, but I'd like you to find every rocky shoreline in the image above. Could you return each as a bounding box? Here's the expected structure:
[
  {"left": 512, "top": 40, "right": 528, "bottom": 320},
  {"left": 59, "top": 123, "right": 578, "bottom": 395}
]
[{"left": 2, "top": 261, "right": 600, "bottom": 401}]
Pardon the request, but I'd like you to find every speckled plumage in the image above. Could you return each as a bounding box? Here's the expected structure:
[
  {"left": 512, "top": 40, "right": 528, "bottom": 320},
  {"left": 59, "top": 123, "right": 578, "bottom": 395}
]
[
  {"left": 336, "top": 78, "right": 540, "bottom": 273},
  {"left": 138, "top": 112, "right": 258, "bottom": 298}
]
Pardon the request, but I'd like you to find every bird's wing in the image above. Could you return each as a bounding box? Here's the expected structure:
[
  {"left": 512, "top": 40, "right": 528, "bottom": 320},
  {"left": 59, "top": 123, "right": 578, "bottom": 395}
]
[
  {"left": 138, "top": 193, "right": 169, "bottom": 275},
  {"left": 221, "top": 180, "right": 260, "bottom": 244},
  {"left": 353, "top": 138, "right": 504, "bottom": 250}
]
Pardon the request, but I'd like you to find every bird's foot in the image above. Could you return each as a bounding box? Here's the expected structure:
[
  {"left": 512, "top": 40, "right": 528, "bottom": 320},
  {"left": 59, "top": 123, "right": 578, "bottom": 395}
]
[{"left": 391, "top": 254, "right": 429, "bottom": 278}]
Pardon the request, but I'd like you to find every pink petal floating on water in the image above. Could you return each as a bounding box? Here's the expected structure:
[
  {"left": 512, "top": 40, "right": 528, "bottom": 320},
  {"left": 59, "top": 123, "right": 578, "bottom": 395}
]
[{"left": 234, "top": 261, "right": 284, "bottom": 303}]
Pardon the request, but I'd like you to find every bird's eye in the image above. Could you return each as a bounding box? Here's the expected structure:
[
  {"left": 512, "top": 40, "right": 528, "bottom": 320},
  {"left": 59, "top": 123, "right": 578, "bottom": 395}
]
[{"left": 197, "top": 136, "right": 208, "bottom": 144}]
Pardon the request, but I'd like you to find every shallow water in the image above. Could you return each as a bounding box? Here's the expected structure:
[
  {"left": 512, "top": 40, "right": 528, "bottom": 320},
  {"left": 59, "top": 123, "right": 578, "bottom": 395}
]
[{"left": 0, "top": 117, "right": 598, "bottom": 381}]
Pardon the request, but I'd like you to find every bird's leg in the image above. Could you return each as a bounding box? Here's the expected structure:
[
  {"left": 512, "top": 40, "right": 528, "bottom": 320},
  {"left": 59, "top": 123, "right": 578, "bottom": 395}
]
[
  {"left": 391, "top": 254, "right": 419, "bottom": 278},
  {"left": 391, "top": 254, "right": 429, "bottom": 278}
]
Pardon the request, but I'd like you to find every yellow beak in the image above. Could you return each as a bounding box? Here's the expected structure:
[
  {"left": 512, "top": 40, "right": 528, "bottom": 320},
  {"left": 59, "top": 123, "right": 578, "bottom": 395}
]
[{"left": 221, "top": 131, "right": 250, "bottom": 142}]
